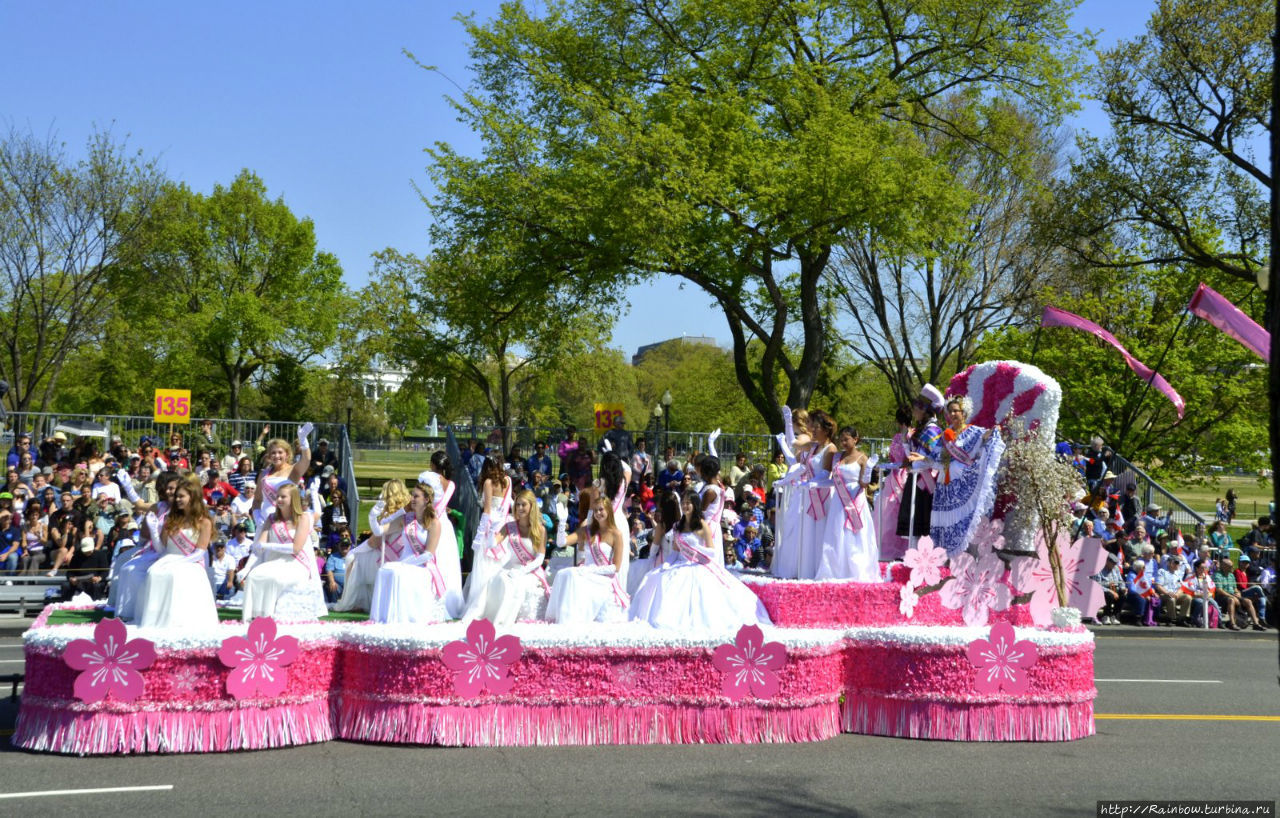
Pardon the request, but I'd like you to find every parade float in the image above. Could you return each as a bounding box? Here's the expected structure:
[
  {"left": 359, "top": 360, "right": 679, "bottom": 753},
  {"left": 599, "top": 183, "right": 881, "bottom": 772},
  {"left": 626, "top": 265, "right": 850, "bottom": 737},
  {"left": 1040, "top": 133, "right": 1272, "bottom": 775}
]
[{"left": 13, "top": 361, "right": 1100, "bottom": 754}]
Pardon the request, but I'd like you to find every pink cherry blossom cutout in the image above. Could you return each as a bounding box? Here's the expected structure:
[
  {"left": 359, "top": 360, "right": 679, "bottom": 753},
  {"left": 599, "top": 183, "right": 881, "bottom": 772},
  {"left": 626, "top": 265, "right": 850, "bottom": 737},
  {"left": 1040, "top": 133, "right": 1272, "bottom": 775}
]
[
  {"left": 1009, "top": 535, "right": 1108, "bottom": 626},
  {"left": 64, "top": 617, "right": 156, "bottom": 704},
  {"left": 939, "top": 551, "right": 1013, "bottom": 627},
  {"left": 967, "top": 621, "right": 1039, "bottom": 695},
  {"left": 711, "top": 624, "right": 787, "bottom": 702},
  {"left": 441, "top": 619, "right": 522, "bottom": 698},
  {"left": 218, "top": 617, "right": 299, "bottom": 700},
  {"left": 902, "top": 542, "right": 947, "bottom": 589}
]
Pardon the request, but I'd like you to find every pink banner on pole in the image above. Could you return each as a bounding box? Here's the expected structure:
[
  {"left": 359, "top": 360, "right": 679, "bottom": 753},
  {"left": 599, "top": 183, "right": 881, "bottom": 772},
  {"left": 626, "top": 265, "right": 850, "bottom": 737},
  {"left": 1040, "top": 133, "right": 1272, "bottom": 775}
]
[
  {"left": 1040, "top": 306, "right": 1185, "bottom": 418},
  {"left": 1187, "top": 282, "right": 1271, "bottom": 363}
]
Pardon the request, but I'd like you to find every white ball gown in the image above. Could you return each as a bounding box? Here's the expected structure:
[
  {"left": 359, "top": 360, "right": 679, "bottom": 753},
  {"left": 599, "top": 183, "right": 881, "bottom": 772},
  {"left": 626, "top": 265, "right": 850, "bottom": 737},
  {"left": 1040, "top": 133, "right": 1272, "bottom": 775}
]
[
  {"left": 546, "top": 533, "right": 629, "bottom": 624},
  {"left": 815, "top": 461, "right": 881, "bottom": 581},
  {"left": 461, "top": 482, "right": 513, "bottom": 617},
  {"left": 135, "top": 525, "right": 218, "bottom": 629},
  {"left": 466, "top": 521, "right": 550, "bottom": 626},
  {"left": 369, "top": 513, "right": 449, "bottom": 625},
  {"left": 241, "top": 515, "right": 329, "bottom": 622},
  {"left": 629, "top": 529, "right": 771, "bottom": 632}
]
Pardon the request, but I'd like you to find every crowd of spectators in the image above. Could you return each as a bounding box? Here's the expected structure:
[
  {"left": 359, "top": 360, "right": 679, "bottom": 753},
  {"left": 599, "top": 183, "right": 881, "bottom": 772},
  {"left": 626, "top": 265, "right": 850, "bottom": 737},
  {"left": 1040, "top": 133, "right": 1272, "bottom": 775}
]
[{"left": 0, "top": 420, "right": 353, "bottom": 604}]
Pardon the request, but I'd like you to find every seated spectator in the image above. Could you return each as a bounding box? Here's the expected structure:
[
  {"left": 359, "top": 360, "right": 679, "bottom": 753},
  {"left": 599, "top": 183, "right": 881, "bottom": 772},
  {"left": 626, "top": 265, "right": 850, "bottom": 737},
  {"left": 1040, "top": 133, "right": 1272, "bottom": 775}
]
[
  {"left": 321, "top": 488, "right": 349, "bottom": 546},
  {"left": 736, "top": 522, "right": 762, "bottom": 568},
  {"left": 1139, "top": 503, "right": 1169, "bottom": 538},
  {"left": 0, "top": 509, "right": 20, "bottom": 573},
  {"left": 1183, "top": 560, "right": 1221, "bottom": 628},
  {"left": 526, "top": 441, "right": 553, "bottom": 481},
  {"left": 1126, "top": 559, "right": 1159, "bottom": 626},
  {"left": 89, "top": 466, "right": 121, "bottom": 504},
  {"left": 656, "top": 459, "right": 685, "bottom": 492},
  {"left": 227, "top": 456, "right": 255, "bottom": 495},
  {"left": 1234, "top": 553, "right": 1268, "bottom": 627},
  {"left": 202, "top": 469, "right": 238, "bottom": 507},
  {"left": 208, "top": 539, "right": 237, "bottom": 601},
  {"left": 1238, "top": 516, "right": 1274, "bottom": 552},
  {"left": 226, "top": 523, "right": 254, "bottom": 578},
  {"left": 323, "top": 536, "right": 350, "bottom": 604},
  {"left": 1153, "top": 555, "right": 1189, "bottom": 625},
  {"left": 64, "top": 535, "right": 111, "bottom": 601},
  {"left": 727, "top": 453, "right": 750, "bottom": 489},
  {"left": 1214, "top": 556, "right": 1263, "bottom": 630},
  {"left": 19, "top": 513, "right": 46, "bottom": 575}
]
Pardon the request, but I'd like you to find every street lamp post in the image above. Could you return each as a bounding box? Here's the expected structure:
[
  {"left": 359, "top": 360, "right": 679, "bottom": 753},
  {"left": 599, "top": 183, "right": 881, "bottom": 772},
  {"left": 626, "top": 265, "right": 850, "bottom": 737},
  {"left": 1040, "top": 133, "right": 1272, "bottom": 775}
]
[
  {"left": 652, "top": 404, "right": 662, "bottom": 454},
  {"left": 345, "top": 396, "right": 354, "bottom": 445},
  {"left": 661, "top": 389, "right": 672, "bottom": 457}
]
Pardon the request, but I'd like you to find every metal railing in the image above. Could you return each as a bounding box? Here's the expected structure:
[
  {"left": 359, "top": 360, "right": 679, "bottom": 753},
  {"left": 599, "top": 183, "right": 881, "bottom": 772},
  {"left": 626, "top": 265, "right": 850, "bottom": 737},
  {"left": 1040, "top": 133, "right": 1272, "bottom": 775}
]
[
  {"left": 1, "top": 411, "right": 360, "bottom": 538},
  {"left": 1110, "top": 453, "right": 1206, "bottom": 532}
]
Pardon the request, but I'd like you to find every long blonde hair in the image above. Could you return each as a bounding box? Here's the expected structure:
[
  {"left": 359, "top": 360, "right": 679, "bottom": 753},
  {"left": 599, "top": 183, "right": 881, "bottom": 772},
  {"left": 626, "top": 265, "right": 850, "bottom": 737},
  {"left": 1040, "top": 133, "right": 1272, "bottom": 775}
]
[
  {"left": 411, "top": 482, "right": 437, "bottom": 526},
  {"left": 275, "top": 482, "right": 308, "bottom": 520},
  {"left": 587, "top": 493, "right": 618, "bottom": 539},
  {"left": 380, "top": 479, "right": 410, "bottom": 516},
  {"left": 514, "top": 489, "right": 545, "bottom": 551}
]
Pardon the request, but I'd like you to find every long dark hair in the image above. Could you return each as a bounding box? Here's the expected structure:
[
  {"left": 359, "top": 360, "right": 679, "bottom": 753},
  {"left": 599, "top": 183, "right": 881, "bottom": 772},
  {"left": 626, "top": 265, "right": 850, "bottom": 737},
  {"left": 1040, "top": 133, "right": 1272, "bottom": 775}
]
[
  {"left": 675, "top": 488, "right": 704, "bottom": 533},
  {"left": 479, "top": 457, "right": 507, "bottom": 492},
  {"left": 155, "top": 471, "right": 181, "bottom": 506},
  {"left": 600, "top": 452, "right": 625, "bottom": 500},
  {"left": 658, "top": 489, "right": 681, "bottom": 532},
  {"left": 431, "top": 450, "right": 453, "bottom": 481}
]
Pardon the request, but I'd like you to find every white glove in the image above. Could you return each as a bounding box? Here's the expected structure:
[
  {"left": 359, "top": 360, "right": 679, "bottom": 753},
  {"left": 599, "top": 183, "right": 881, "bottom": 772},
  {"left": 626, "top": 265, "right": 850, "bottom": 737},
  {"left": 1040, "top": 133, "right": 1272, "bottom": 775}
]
[
  {"left": 707, "top": 429, "right": 720, "bottom": 459},
  {"left": 117, "top": 469, "right": 141, "bottom": 503},
  {"left": 368, "top": 500, "right": 386, "bottom": 537},
  {"left": 775, "top": 434, "right": 795, "bottom": 465},
  {"left": 296, "top": 422, "right": 314, "bottom": 450},
  {"left": 555, "top": 520, "right": 567, "bottom": 548},
  {"left": 861, "top": 455, "right": 879, "bottom": 484},
  {"left": 601, "top": 437, "right": 612, "bottom": 453},
  {"left": 782, "top": 406, "right": 795, "bottom": 447}
]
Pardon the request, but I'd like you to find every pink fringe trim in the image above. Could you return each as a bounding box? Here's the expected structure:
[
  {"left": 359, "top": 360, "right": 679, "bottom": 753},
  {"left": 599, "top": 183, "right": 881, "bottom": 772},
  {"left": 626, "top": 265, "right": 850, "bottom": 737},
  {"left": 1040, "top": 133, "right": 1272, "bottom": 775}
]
[
  {"left": 842, "top": 693, "right": 1095, "bottom": 742},
  {"left": 337, "top": 697, "right": 841, "bottom": 746},
  {"left": 12, "top": 696, "right": 335, "bottom": 755}
]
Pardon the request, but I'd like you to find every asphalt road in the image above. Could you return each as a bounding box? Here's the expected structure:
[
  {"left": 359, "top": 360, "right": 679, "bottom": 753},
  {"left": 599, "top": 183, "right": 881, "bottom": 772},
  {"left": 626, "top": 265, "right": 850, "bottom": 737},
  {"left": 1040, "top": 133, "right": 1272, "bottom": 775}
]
[{"left": 0, "top": 633, "right": 1276, "bottom": 817}]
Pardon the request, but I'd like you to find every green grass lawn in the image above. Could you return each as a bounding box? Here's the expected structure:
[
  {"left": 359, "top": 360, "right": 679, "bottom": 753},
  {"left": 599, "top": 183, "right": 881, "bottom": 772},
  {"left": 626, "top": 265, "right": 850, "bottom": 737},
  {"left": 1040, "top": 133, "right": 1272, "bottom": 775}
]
[{"left": 349, "top": 448, "right": 1276, "bottom": 530}]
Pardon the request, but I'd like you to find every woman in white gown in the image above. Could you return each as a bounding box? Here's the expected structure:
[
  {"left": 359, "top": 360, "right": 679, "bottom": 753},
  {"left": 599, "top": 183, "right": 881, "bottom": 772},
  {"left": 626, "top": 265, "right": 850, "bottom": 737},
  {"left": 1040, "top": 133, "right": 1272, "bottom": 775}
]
[
  {"left": 369, "top": 477, "right": 449, "bottom": 624},
  {"left": 241, "top": 482, "right": 328, "bottom": 622},
  {"left": 109, "top": 471, "right": 181, "bottom": 620},
  {"left": 427, "top": 453, "right": 465, "bottom": 618},
  {"left": 251, "top": 424, "right": 313, "bottom": 529},
  {"left": 796, "top": 409, "right": 837, "bottom": 580},
  {"left": 334, "top": 479, "right": 410, "bottom": 612},
  {"left": 598, "top": 453, "right": 632, "bottom": 584},
  {"left": 630, "top": 488, "right": 771, "bottom": 632},
  {"left": 461, "top": 458, "right": 513, "bottom": 617},
  {"left": 771, "top": 408, "right": 812, "bottom": 579},
  {"left": 547, "top": 492, "right": 630, "bottom": 624},
  {"left": 135, "top": 474, "right": 218, "bottom": 629},
  {"left": 697, "top": 456, "right": 728, "bottom": 566},
  {"left": 466, "top": 490, "right": 549, "bottom": 626},
  {"left": 816, "top": 426, "right": 881, "bottom": 581}
]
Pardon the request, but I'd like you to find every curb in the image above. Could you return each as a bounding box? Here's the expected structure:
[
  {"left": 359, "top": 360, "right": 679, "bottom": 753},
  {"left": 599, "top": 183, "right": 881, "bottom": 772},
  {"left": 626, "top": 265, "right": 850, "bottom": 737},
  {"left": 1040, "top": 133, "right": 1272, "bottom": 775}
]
[{"left": 1087, "top": 624, "right": 1274, "bottom": 640}]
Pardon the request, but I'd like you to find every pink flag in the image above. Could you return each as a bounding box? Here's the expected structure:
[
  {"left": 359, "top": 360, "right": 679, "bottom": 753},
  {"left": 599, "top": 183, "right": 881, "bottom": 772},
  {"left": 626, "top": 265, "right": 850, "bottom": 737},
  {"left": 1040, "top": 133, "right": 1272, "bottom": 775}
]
[
  {"left": 1041, "top": 306, "right": 1186, "bottom": 418},
  {"left": 1187, "top": 282, "right": 1270, "bottom": 363}
]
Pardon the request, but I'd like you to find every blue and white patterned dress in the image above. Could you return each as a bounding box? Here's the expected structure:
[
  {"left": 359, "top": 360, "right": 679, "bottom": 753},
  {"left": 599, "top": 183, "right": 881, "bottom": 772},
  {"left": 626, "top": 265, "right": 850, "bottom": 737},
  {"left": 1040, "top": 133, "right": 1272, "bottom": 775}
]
[{"left": 928, "top": 425, "right": 1005, "bottom": 556}]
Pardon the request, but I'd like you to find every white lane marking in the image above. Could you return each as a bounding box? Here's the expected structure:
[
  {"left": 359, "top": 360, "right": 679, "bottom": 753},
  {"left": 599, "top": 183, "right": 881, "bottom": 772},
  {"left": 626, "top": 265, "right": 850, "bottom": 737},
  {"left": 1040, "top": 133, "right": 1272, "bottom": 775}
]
[
  {"left": 0, "top": 658, "right": 27, "bottom": 663},
  {"left": 1096, "top": 678, "right": 1222, "bottom": 684},
  {"left": 0, "top": 785, "right": 174, "bottom": 800}
]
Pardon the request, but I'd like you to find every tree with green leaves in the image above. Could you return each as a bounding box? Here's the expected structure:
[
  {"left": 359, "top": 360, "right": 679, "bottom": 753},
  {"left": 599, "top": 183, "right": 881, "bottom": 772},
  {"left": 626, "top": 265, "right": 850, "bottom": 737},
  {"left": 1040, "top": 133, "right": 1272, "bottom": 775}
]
[
  {"left": 0, "top": 127, "right": 164, "bottom": 417},
  {"left": 1045, "top": 0, "right": 1271, "bottom": 287},
  {"left": 974, "top": 267, "right": 1269, "bottom": 477},
  {"left": 122, "top": 170, "right": 346, "bottom": 418},
  {"left": 831, "top": 103, "right": 1064, "bottom": 408},
  {"left": 359, "top": 244, "right": 611, "bottom": 443},
  {"left": 425, "top": 0, "right": 1087, "bottom": 432}
]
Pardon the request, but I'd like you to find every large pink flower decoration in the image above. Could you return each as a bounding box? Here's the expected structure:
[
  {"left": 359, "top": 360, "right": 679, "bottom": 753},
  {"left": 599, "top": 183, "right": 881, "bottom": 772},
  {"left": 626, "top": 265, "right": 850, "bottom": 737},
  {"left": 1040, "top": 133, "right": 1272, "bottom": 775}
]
[
  {"left": 442, "top": 619, "right": 522, "bottom": 698},
  {"left": 218, "top": 617, "right": 299, "bottom": 700},
  {"left": 902, "top": 542, "right": 947, "bottom": 589},
  {"left": 64, "top": 617, "right": 156, "bottom": 704},
  {"left": 1009, "top": 535, "right": 1108, "bottom": 626},
  {"left": 711, "top": 624, "right": 787, "bottom": 702},
  {"left": 966, "top": 620, "right": 1039, "bottom": 694},
  {"left": 939, "top": 552, "right": 1012, "bottom": 627}
]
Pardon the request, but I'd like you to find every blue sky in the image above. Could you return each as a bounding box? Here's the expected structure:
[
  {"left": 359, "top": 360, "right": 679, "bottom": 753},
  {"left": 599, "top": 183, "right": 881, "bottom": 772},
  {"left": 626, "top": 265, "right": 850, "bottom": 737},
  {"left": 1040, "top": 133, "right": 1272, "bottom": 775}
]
[{"left": 1, "top": 0, "right": 1154, "bottom": 357}]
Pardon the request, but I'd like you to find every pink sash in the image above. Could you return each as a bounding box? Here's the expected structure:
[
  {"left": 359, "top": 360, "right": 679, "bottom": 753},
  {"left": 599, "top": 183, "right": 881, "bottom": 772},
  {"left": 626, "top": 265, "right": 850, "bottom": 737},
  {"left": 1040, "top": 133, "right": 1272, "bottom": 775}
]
[
  {"left": 587, "top": 534, "right": 628, "bottom": 609},
  {"left": 507, "top": 523, "right": 550, "bottom": 596},
  {"left": 612, "top": 480, "right": 627, "bottom": 513},
  {"left": 805, "top": 486, "right": 831, "bottom": 521},
  {"left": 702, "top": 485, "right": 724, "bottom": 526},
  {"left": 434, "top": 481, "right": 456, "bottom": 518},
  {"left": 170, "top": 528, "right": 206, "bottom": 563},
  {"left": 272, "top": 519, "right": 312, "bottom": 571},
  {"left": 675, "top": 531, "right": 732, "bottom": 589},
  {"left": 832, "top": 471, "right": 866, "bottom": 533}
]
